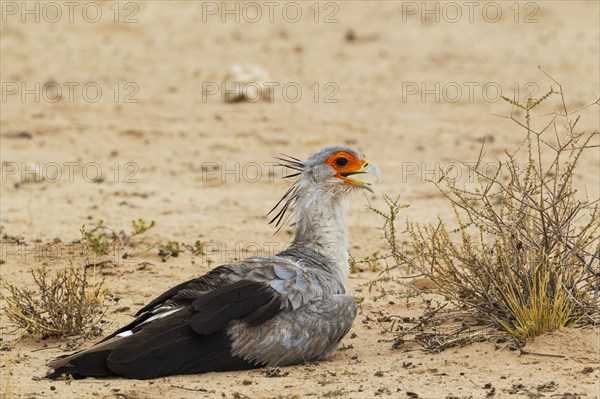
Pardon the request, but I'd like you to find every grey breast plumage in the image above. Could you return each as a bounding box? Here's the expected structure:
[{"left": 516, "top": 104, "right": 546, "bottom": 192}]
[{"left": 227, "top": 255, "right": 356, "bottom": 367}]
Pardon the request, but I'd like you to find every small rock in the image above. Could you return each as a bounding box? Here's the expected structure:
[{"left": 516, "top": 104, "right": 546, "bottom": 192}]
[
  {"left": 265, "top": 367, "right": 288, "bottom": 378},
  {"left": 222, "top": 64, "right": 272, "bottom": 103},
  {"left": 5, "top": 130, "right": 33, "bottom": 139},
  {"left": 536, "top": 381, "right": 558, "bottom": 392}
]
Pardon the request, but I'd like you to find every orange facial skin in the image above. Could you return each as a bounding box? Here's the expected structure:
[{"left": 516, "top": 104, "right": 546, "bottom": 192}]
[{"left": 325, "top": 151, "right": 369, "bottom": 187}]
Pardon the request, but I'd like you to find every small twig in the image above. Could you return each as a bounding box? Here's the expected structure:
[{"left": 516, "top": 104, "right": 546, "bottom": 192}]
[
  {"left": 519, "top": 349, "right": 565, "bottom": 358},
  {"left": 170, "top": 385, "right": 208, "bottom": 392},
  {"left": 31, "top": 345, "right": 63, "bottom": 353},
  {"left": 468, "top": 378, "right": 481, "bottom": 388}
]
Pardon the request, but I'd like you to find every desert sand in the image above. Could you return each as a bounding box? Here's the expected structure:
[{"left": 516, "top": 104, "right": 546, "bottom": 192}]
[{"left": 1, "top": 1, "right": 599, "bottom": 398}]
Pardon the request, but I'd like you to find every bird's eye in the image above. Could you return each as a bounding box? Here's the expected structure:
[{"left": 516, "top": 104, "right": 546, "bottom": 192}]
[{"left": 335, "top": 157, "right": 349, "bottom": 167}]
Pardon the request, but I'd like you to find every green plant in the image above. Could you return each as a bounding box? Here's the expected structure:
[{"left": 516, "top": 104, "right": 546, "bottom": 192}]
[
  {"left": 82, "top": 220, "right": 110, "bottom": 255},
  {"left": 159, "top": 241, "right": 181, "bottom": 261},
  {"left": 183, "top": 240, "right": 205, "bottom": 255},
  {"left": 323, "top": 389, "right": 346, "bottom": 397},
  {"left": 131, "top": 218, "right": 156, "bottom": 236},
  {"left": 60, "top": 373, "right": 74, "bottom": 385},
  {"left": 81, "top": 218, "right": 155, "bottom": 258}
]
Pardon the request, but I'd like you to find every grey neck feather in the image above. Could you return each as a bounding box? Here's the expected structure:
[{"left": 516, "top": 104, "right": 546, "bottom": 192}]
[{"left": 287, "top": 179, "right": 350, "bottom": 285}]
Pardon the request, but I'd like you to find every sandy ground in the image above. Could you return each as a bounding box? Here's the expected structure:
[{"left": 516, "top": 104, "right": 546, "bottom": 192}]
[{"left": 1, "top": 1, "right": 599, "bottom": 398}]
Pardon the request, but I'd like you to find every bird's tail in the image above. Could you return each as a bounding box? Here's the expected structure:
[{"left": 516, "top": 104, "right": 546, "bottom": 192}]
[{"left": 46, "top": 337, "right": 122, "bottom": 379}]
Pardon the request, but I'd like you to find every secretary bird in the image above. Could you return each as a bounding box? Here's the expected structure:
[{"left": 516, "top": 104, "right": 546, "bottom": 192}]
[{"left": 47, "top": 146, "right": 381, "bottom": 380}]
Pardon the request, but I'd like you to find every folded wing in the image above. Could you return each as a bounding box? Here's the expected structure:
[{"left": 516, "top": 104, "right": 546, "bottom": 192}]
[{"left": 48, "top": 279, "right": 283, "bottom": 379}]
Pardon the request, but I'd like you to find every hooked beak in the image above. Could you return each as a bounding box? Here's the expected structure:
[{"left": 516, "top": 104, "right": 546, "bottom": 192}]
[{"left": 339, "top": 161, "right": 382, "bottom": 193}]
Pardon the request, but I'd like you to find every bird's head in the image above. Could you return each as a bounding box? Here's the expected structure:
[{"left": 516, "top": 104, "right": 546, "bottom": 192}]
[
  {"left": 297, "top": 146, "right": 381, "bottom": 193},
  {"left": 269, "top": 146, "right": 381, "bottom": 228}
]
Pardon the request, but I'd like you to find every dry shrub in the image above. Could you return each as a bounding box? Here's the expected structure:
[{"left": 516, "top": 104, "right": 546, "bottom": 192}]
[
  {"left": 1, "top": 219, "right": 158, "bottom": 338},
  {"left": 372, "top": 74, "right": 599, "bottom": 345},
  {"left": 2, "top": 238, "right": 108, "bottom": 339}
]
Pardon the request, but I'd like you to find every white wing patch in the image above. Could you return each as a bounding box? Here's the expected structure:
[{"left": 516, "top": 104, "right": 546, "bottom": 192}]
[
  {"left": 116, "top": 307, "right": 183, "bottom": 338},
  {"left": 140, "top": 307, "right": 183, "bottom": 326}
]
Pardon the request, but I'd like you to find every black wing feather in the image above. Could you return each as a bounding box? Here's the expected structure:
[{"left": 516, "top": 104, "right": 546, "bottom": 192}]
[
  {"left": 98, "top": 266, "right": 234, "bottom": 343},
  {"left": 190, "top": 280, "right": 282, "bottom": 335},
  {"left": 47, "top": 278, "right": 282, "bottom": 380},
  {"left": 242, "top": 296, "right": 282, "bottom": 325},
  {"left": 46, "top": 349, "right": 114, "bottom": 379},
  {"left": 136, "top": 265, "right": 233, "bottom": 316},
  {"left": 107, "top": 325, "right": 256, "bottom": 379}
]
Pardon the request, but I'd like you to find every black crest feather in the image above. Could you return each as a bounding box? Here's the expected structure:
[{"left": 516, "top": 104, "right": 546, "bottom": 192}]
[{"left": 267, "top": 154, "right": 304, "bottom": 232}]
